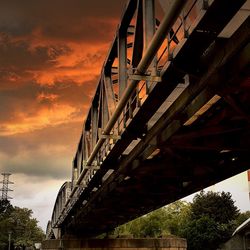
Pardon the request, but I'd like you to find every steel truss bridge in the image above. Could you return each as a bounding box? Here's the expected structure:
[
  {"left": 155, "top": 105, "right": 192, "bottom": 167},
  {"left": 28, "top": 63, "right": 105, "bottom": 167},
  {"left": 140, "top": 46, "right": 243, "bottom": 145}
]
[{"left": 46, "top": 0, "right": 250, "bottom": 239}]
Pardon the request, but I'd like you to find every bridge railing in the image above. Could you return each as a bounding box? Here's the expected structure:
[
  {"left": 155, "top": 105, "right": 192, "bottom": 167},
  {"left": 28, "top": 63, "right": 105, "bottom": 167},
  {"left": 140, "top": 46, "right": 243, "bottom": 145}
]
[
  {"left": 50, "top": 182, "right": 71, "bottom": 229},
  {"left": 90, "top": 0, "right": 207, "bottom": 175},
  {"left": 50, "top": 0, "right": 216, "bottom": 229}
]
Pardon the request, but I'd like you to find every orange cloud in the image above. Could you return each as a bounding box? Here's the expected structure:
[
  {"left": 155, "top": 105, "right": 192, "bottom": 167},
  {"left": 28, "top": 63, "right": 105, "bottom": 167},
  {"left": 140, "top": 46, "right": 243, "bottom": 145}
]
[
  {"left": 30, "top": 42, "right": 108, "bottom": 86},
  {"left": 0, "top": 103, "right": 83, "bottom": 136},
  {"left": 37, "top": 92, "right": 59, "bottom": 102},
  {"left": 0, "top": 0, "right": 127, "bottom": 231}
]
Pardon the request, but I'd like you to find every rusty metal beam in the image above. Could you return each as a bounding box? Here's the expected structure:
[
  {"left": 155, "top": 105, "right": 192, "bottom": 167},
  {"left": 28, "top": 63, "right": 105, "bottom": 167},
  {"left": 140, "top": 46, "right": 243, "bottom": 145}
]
[{"left": 84, "top": 0, "right": 186, "bottom": 169}]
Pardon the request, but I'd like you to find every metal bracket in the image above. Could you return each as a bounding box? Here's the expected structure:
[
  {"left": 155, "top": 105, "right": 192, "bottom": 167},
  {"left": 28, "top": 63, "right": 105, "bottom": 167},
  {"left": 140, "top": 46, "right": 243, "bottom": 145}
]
[
  {"left": 101, "top": 134, "right": 121, "bottom": 140},
  {"left": 183, "top": 74, "right": 190, "bottom": 86},
  {"left": 127, "top": 25, "right": 135, "bottom": 35},
  {"left": 75, "top": 184, "right": 87, "bottom": 188},
  {"left": 128, "top": 74, "right": 162, "bottom": 82},
  {"left": 82, "top": 160, "right": 100, "bottom": 170},
  {"left": 111, "top": 67, "right": 118, "bottom": 74},
  {"left": 184, "top": 29, "right": 189, "bottom": 39},
  {"left": 202, "top": 0, "right": 209, "bottom": 10},
  {"left": 84, "top": 165, "right": 100, "bottom": 170}
]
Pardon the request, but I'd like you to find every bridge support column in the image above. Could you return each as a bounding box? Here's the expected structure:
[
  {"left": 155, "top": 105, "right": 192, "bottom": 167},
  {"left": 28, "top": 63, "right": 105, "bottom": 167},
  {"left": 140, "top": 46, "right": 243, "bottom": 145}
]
[
  {"left": 143, "top": 0, "right": 157, "bottom": 88},
  {"left": 42, "top": 237, "right": 187, "bottom": 250}
]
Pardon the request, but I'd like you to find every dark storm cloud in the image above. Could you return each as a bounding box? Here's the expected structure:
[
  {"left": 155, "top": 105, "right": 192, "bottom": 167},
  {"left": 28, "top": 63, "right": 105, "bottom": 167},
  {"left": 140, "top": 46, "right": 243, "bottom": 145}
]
[
  {"left": 0, "top": 121, "right": 83, "bottom": 179},
  {"left": 1, "top": 153, "right": 71, "bottom": 180},
  {"left": 1, "top": 152, "right": 71, "bottom": 180},
  {"left": 45, "top": 77, "right": 99, "bottom": 105},
  {"left": 0, "top": 0, "right": 125, "bottom": 90},
  {"left": 0, "top": 0, "right": 125, "bottom": 42},
  {"left": 0, "top": 81, "right": 91, "bottom": 157},
  {"left": 0, "top": 121, "right": 82, "bottom": 156},
  {"left": 0, "top": 0, "right": 127, "bottom": 224},
  {"left": 0, "top": 33, "right": 71, "bottom": 70},
  {"left": 0, "top": 77, "right": 94, "bottom": 124},
  {"left": 0, "top": 81, "right": 39, "bottom": 122}
]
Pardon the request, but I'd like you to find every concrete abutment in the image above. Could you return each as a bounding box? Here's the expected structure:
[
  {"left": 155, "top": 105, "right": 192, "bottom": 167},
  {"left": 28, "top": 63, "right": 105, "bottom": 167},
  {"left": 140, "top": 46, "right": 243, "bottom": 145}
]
[{"left": 42, "top": 238, "right": 187, "bottom": 250}]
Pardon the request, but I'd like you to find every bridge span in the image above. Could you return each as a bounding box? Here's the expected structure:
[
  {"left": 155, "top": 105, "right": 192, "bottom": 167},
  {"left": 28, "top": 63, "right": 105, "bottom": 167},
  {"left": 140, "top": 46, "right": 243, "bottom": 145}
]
[{"left": 46, "top": 0, "right": 250, "bottom": 239}]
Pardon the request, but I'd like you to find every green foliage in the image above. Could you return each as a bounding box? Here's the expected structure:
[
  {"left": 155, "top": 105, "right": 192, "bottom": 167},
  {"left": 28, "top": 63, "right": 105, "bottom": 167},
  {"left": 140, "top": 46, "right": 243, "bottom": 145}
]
[
  {"left": 0, "top": 200, "right": 13, "bottom": 215},
  {"left": 182, "top": 216, "right": 221, "bottom": 250},
  {"left": 234, "top": 210, "right": 250, "bottom": 228},
  {"left": 181, "top": 191, "right": 240, "bottom": 250},
  {"left": 0, "top": 201, "right": 45, "bottom": 250},
  {"left": 0, "top": 200, "right": 14, "bottom": 249},
  {"left": 190, "top": 191, "right": 239, "bottom": 223},
  {"left": 163, "top": 200, "right": 191, "bottom": 236},
  {"left": 182, "top": 215, "right": 237, "bottom": 250},
  {"left": 112, "top": 190, "right": 244, "bottom": 250},
  {"left": 137, "top": 211, "right": 164, "bottom": 237},
  {"left": 113, "top": 200, "right": 190, "bottom": 238},
  {"left": 110, "top": 190, "right": 248, "bottom": 250}
]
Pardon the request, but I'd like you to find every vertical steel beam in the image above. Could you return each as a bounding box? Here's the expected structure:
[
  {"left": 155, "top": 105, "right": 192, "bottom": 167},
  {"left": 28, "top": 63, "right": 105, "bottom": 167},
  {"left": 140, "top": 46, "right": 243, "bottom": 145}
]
[
  {"left": 102, "top": 82, "right": 110, "bottom": 127},
  {"left": 91, "top": 106, "right": 98, "bottom": 149},
  {"left": 73, "top": 165, "right": 78, "bottom": 186},
  {"left": 83, "top": 132, "right": 87, "bottom": 162},
  {"left": 143, "top": 0, "right": 157, "bottom": 76},
  {"left": 118, "top": 30, "right": 128, "bottom": 99},
  {"left": 104, "top": 74, "right": 116, "bottom": 117},
  {"left": 74, "top": 0, "right": 186, "bottom": 187},
  {"left": 62, "top": 189, "right": 65, "bottom": 206},
  {"left": 132, "top": 0, "right": 144, "bottom": 68},
  {"left": 143, "top": 0, "right": 155, "bottom": 50},
  {"left": 77, "top": 151, "right": 81, "bottom": 175},
  {"left": 56, "top": 204, "right": 59, "bottom": 222},
  {"left": 84, "top": 133, "right": 90, "bottom": 161},
  {"left": 59, "top": 196, "right": 62, "bottom": 215}
]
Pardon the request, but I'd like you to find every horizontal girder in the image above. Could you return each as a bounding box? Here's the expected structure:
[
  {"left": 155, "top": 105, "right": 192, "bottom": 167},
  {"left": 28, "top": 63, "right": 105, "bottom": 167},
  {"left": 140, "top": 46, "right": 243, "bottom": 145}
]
[{"left": 49, "top": 0, "right": 250, "bottom": 238}]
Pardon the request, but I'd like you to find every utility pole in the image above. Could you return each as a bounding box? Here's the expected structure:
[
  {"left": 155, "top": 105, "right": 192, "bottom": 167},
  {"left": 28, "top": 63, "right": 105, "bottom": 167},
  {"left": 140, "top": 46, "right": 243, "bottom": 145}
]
[
  {"left": 248, "top": 169, "right": 250, "bottom": 201},
  {"left": 8, "top": 231, "right": 12, "bottom": 250},
  {"left": 0, "top": 173, "right": 14, "bottom": 201}
]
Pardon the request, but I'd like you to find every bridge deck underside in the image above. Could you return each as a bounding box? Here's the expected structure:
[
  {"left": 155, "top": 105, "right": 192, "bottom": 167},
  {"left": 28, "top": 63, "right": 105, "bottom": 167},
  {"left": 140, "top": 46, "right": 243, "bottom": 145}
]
[
  {"left": 65, "top": 79, "right": 250, "bottom": 237},
  {"left": 61, "top": 11, "right": 250, "bottom": 237}
]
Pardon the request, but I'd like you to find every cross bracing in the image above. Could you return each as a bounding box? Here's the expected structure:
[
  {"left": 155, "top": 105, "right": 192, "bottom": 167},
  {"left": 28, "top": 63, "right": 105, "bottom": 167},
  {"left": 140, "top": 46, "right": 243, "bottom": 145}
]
[{"left": 47, "top": 0, "right": 250, "bottom": 239}]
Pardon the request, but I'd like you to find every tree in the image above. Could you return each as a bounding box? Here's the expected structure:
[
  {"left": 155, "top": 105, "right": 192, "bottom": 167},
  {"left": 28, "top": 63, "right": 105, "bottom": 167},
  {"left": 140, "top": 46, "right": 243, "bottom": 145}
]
[
  {"left": 0, "top": 200, "right": 13, "bottom": 215},
  {"left": 136, "top": 209, "right": 165, "bottom": 237},
  {"left": 181, "top": 191, "right": 239, "bottom": 250},
  {"left": 182, "top": 216, "right": 222, "bottom": 250},
  {"left": 190, "top": 191, "right": 239, "bottom": 223},
  {"left": 234, "top": 210, "right": 250, "bottom": 228},
  {"left": 112, "top": 190, "right": 241, "bottom": 250},
  {"left": 113, "top": 200, "right": 190, "bottom": 238},
  {"left": 0, "top": 204, "right": 45, "bottom": 250},
  {"left": 0, "top": 200, "right": 14, "bottom": 250},
  {"left": 163, "top": 200, "right": 191, "bottom": 236}
]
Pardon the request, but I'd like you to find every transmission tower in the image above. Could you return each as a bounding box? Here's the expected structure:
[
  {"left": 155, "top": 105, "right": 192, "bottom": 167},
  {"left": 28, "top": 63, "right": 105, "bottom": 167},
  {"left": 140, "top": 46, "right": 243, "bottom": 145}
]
[{"left": 0, "top": 173, "right": 14, "bottom": 201}]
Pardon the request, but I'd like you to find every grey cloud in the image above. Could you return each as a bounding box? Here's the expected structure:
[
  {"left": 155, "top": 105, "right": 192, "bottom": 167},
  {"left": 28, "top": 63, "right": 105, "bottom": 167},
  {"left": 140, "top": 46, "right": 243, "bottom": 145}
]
[
  {"left": 0, "top": 34, "right": 71, "bottom": 70},
  {"left": 49, "top": 78, "right": 98, "bottom": 105},
  {"left": 0, "top": 152, "right": 71, "bottom": 180},
  {"left": 0, "top": 81, "right": 41, "bottom": 123},
  {"left": 0, "top": 0, "right": 126, "bottom": 42},
  {"left": 0, "top": 121, "right": 83, "bottom": 156},
  {"left": 0, "top": 121, "right": 84, "bottom": 179},
  {"left": 0, "top": 77, "right": 93, "bottom": 123},
  {"left": 0, "top": 120, "right": 85, "bottom": 181}
]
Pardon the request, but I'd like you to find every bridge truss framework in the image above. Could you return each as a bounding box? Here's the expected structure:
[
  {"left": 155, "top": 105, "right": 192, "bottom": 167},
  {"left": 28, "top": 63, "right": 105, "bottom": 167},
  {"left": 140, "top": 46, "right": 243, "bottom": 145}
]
[{"left": 47, "top": 0, "right": 250, "bottom": 239}]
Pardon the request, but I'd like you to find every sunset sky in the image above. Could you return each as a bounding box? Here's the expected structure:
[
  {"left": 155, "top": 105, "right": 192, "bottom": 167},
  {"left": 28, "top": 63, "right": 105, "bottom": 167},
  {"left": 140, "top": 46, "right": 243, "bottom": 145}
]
[
  {"left": 0, "top": 0, "right": 249, "bottom": 232},
  {"left": 0, "top": 0, "right": 126, "bottom": 230}
]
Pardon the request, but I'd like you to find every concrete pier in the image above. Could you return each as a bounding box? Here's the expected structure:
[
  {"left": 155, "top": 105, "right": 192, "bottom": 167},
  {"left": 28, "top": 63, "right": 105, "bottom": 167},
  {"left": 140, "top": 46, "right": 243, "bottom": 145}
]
[{"left": 42, "top": 237, "right": 187, "bottom": 250}]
